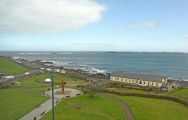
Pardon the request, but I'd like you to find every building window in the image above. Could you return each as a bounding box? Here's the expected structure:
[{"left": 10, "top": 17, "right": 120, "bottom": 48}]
[{"left": 139, "top": 81, "right": 142, "bottom": 84}]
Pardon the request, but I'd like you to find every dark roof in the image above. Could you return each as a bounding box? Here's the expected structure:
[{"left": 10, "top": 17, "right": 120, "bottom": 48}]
[{"left": 111, "top": 71, "right": 167, "bottom": 82}]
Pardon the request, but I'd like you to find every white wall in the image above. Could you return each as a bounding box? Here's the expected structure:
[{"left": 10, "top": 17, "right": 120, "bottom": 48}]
[{"left": 110, "top": 76, "right": 162, "bottom": 87}]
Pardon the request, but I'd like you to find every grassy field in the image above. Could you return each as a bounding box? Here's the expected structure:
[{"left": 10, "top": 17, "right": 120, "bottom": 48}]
[
  {"left": 116, "top": 96, "right": 188, "bottom": 120},
  {"left": 0, "top": 88, "right": 47, "bottom": 120},
  {"left": 22, "top": 74, "right": 47, "bottom": 86},
  {"left": 41, "top": 95, "right": 127, "bottom": 120},
  {"left": 21, "top": 72, "right": 86, "bottom": 84},
  {"left": 0, "top": 72, "right": 87, "bottom": 120},
  {"left": 0, "top": 59, "right": 28, "bottom": 75},
  {"left": 170, "top": 88, "right": 188, "bottom": 101},
  {"left": 0, "top": 74, "right": 49, "bottom": 120}
]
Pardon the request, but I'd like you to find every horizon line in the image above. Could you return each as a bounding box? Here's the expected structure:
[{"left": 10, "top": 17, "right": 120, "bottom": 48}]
[{"left": 0, "top": 50, "right": 188, "bottom": 54}]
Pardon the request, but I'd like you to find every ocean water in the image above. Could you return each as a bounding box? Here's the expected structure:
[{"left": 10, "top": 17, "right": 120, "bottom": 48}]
[{"left": 0, "top": 51, "right": 188, "bottom": 80}]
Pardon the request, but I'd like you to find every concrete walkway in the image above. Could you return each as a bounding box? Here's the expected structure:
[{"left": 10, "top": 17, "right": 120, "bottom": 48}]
[{"left": 20, "top": 88, "right": 82, "bottom": 120}]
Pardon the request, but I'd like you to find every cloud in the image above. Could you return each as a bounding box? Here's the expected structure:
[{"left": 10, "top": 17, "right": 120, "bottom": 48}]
[
  {"left": 0, "top": 0, "right": 105, "bottom": 34},
  {"left": 129, "top": 21, "right": 157, "bottom": 29}
]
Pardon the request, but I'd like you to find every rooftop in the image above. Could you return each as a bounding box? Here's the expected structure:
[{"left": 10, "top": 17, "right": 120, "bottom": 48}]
[{"left": 111, "top": 71, "right": 167, "bottom": 82}]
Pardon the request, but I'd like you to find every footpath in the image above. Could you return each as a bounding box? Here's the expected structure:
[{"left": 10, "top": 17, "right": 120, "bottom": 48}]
[{"left": 20, "top": 88, "right": 82, "bottom": 120}]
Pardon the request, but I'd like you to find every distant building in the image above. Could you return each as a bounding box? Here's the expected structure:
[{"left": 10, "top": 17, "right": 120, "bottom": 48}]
[
  {"left": 54, "top": 69, "right": 66, "bottom": 74},
  {"left": 60, "top": 70, "right": 66, "bottom": 74},
  {"left": 110, "top": 71, "right": 168, "bottom": 87},
  {"left": 24, "top": 72, "right": 30, "bottom": 75},
  {"left": 161, "top": 79, "right": 188, "bottom": 91},
  {"left": 4, "top": 75, "right": 15, "bottom": 79},
  {"left": 54, "top": 69, "right": 60, "bottom": 73},
  {"left": 46, "top": 68, "right": 52, "bottom": 71},
  {"left": 40, "top": 67, "right": 45, "bottom": 70}
]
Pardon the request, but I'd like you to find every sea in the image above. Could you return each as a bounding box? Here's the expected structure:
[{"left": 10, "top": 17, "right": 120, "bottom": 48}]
[{"left": 0, "top": 51, "right": 188, "bottom": 80}]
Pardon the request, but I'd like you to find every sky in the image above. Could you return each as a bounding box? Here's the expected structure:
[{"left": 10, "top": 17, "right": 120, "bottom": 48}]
[{"left": 0, "top": 0, "right": 188, "bottom": 52}]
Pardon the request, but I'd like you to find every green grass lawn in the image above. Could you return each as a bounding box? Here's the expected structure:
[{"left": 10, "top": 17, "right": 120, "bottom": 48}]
[
  {"left": 21, "top": 74, "right": 51, "bottom": 88},
  {"left": 0, "top": 74, "right": 49, "bottom": 120},
  {"left": 0, "top": 73, "right": 87, "bottom": 120},
  {"left": 21, "top": 73, "right": 86, "bottom": 88},
  {"left": 0, "top": 87, "right": 47, "bottom": 120},
  {"left": 116, "top": 96, "right": 188, "bottom": 120},
  {"left": 170, "top": 88, "right": 188, "bottom": 101},
  {"left": 41, "top": 95, "right": 127, "bottom": 120},
  {"left": 0, "top": 59, "right": 28, "bottom": 75}
]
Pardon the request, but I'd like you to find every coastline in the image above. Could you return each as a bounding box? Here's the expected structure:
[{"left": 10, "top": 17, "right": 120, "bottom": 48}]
[
  {"left": 1, "top": 53, "right": 188, "bottom": 81},
  {"left": 7, "top": 56, "right": 109, "bottom": 76}
]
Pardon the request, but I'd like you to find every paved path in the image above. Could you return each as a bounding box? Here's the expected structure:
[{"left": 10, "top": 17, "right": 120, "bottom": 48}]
[
  {"left": 20, "top": 88, "right": 82, "bottom": 120},
  {"left": 102, "top": 94, "right": 135, "bottom": 120}
]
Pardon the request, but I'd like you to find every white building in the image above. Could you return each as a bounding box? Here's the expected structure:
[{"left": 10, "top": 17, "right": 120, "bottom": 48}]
[
  {"left": 46, "top": 68, "right": 52, "bottom": 71},
  {"left": 5, "top": 75, "right": 15, "bottom": 79},
  {"left": 110, "top": 71, "right": 168, "bottom": 87},
  {"left": 25, "top": 72, "right": 30, "bottom": 75},
  {"left": 54, "top": 69, "right": 66, "bottom": 74}
]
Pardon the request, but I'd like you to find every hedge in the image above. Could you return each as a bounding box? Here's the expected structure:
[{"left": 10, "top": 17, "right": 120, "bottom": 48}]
[{"left": 99, "top": 89, "right": 188, "bottom": 107}]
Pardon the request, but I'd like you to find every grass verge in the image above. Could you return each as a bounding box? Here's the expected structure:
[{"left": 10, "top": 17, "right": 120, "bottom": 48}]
[{"left": 116, "top": 95, "right": 188, "bottom": 120}]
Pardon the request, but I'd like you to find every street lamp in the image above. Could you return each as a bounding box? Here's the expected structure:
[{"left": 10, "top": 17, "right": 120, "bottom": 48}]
[
  {"left": 51, "top": 72, "right": 54, "bottom": 120},
  {"left": 48, "top": 69, "right": 54, "bottom": 120}
]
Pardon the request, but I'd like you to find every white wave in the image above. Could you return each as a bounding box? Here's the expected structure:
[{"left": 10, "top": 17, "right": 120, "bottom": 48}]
[
  {"left": 27, "top": 53, "right": 51, "bottom": 55},
  {"left": 41, "top": 60, "right": 56, "bottom": 64},
  {"left": 12, "top": 56, "right": 21, "bottom": 59},
  {"left": 19, "top": 53, "right": 25, "bottom": 54},
  {"left": 90, "top": 68, "right": 106, "bottom": 73}
]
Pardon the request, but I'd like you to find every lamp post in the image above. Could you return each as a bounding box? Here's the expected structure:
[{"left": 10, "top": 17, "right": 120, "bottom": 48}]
[
  {"left": 51, "top": 72, "right": 55, "bottom": 120},
  {"left": 48, "top": 69, "right": 54, "bottom": 120}
]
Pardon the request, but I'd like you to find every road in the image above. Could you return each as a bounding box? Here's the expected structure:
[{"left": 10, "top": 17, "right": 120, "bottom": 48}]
[{"left": 20, "top": 88, "right": 82, "bottom": 120}]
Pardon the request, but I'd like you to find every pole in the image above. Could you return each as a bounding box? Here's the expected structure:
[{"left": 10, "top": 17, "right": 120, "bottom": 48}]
[{"left": 51, "top": 72, "right": 54, "bottom": 120}]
